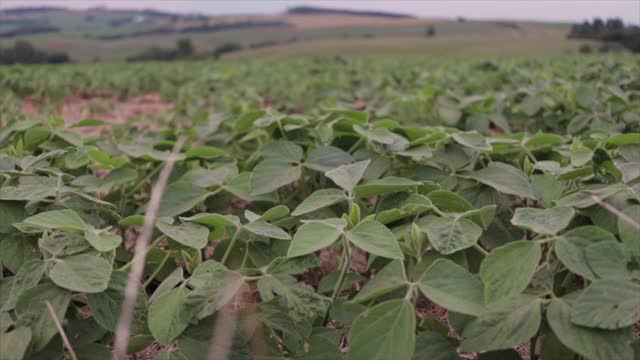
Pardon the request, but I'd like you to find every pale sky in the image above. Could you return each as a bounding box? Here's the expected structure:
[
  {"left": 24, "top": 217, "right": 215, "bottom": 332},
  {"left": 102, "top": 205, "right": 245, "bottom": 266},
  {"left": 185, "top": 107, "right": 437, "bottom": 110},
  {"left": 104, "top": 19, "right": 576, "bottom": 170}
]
[{"left": 2, "top": 0, "right": 639, "bottom": 24}]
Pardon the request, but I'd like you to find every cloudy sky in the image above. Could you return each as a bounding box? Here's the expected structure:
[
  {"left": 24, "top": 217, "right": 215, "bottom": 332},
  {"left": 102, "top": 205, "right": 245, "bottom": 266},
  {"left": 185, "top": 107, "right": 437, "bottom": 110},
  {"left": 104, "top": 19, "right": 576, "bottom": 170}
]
[{"left": 2, "top": 1, "right": 639, "bottom": 24}]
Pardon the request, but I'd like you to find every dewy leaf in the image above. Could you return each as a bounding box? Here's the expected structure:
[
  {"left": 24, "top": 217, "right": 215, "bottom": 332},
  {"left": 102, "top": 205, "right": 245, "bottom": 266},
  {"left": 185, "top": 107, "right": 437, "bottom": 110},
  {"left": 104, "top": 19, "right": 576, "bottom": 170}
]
[
  {"left": 570, "top": 280, "right": 640, "bottom": 330},
  {"left": 354, "top": 177, "right": 421, "bottom": 198},
  {"left": 470, "top": 162, "right": 536, "bottom": 199},
  {"left": 243, "top": 221, "right": 292, "bottom": 240},
  {"left": 304, "top": 146, "right": 355, "bottom": 172},
  {"left": 421, "top": 217, "right": 482, "bottom": 255},
  {"left": 325, "top": 160, "right": 370, "bottom": 194},
  {"left": 148, "top": 287, "right": 196, "bottom": 345},
  {"left": 461, "top": 295, "right": 541, "bottom": 353},
  {"left": 291, "top": 189, "right": 348, "bottom": 216},
  {"left": 480, "top": 241, "right": 541, "bottom": 304},
  {"left": 49, "top": 254, "right": 112, "bottom": 293},
  {"left": 347, "top": 300, "right": 415, "bottom": 360},
  {"left": 418, "top": 258, "right": 485, "bottom": 316},
  {"left": 353, "top": 260, "right": 407, "bottom": 303},
  {"left": 346, "top": 220, "right": 404, "bottom": 260},
  {"left": 554, "top": 226, "right": 616, "bottom": 280},
  {"left": 547, "top": 299, "right": 633, "bottom": 360},
  {"left": 15, "top": 283, "right": 71, "bottom": 351},
  {"left": 511, "top": 206, "right": 575, "bottom": 235},
  {"left": 250, "top": 159, "right": 302, "bottom": 195},
  {"left": 22, "top": 209, "right": 86, "bottom": 231},
  {"left": 288, "top": 221, "right": 343, "bottom": 258},
  {"left": 156, "top": 220, "right": 210, "bottom": 249}
]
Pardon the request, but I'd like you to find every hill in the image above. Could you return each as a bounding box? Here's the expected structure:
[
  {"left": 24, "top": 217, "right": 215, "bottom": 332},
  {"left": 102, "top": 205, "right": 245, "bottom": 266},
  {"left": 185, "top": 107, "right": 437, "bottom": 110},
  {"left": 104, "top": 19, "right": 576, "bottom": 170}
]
[{"left": 0, "top": 6, "right": 591, "bottom": 62}]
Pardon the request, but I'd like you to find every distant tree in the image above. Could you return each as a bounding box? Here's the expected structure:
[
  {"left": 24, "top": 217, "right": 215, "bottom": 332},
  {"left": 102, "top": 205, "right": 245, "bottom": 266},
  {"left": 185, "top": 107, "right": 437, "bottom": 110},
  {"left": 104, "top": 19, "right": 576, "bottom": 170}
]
[
  {"left": 568, "top": 17, "right": 639, "bottom": 53},
  {"left": 0, "top": 40, "right": 70, "bottom": 64},
  {"left": 578, "top": 44, "right": 593, "bottom": 54},
  {"left": 212, "top": 42, "right": 242, "bottom": 59},
  {"left": 176, "top": 38, "right": 194, "bottom": 57},
  {"left": 425, "top": 26, "right": 436, "bottom": 38}
]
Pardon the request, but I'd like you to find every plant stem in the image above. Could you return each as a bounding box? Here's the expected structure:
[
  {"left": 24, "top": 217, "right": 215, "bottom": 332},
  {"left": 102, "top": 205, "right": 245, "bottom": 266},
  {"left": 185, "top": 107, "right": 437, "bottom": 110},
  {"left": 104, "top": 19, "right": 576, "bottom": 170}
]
[
  {"left": 221, "top": 227, "right": 242, "bottom": 266},
  {"left": 143, "top": 251, "right": 170, "bottom": 288},
  {"left": 125, "top": 162, "right": 163, "bottom": 198},
  {"left": 119, "top": 235, "right": 166, "bottom": 271},
  {"left": 473, "top": 243, "right": 489, "bottom": 257},
  {"left": 324, "top": 237, "right": 352, "bottom": 323}
]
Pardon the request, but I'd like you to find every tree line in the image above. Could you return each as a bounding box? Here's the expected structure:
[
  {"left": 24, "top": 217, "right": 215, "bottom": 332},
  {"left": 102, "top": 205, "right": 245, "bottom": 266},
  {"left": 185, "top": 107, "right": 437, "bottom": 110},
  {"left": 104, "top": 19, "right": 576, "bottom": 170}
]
[
  {"left": 568, "top": 18, "right": 640, "bottom": 53},
  {"left": 0, "top": 40, "right": 70, "bottom": 65}
]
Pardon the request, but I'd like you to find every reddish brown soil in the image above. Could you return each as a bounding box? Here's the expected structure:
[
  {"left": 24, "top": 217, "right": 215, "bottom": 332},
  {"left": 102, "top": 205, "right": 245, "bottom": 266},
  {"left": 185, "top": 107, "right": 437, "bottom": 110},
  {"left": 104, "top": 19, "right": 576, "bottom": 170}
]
[{"left": 22, "top": 93, "right": 174, "bottom": 136}]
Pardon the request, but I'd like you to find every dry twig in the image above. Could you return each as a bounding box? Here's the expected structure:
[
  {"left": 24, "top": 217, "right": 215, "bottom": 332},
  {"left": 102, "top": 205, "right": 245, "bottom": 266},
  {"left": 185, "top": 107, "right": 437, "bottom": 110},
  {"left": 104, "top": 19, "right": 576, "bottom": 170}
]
[
  {"left": 46, "top": 300, "right": 77, "bottom": 360},
  {"left": 112, "top": 137, "right": 185, "bottom": 359}
]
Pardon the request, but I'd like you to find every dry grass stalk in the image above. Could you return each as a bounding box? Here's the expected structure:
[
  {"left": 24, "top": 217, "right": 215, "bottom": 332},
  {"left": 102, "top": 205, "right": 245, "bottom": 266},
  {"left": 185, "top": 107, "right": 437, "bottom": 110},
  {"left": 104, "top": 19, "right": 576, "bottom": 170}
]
[
  {"left": 46, "top": 300, "right": 77, "bottom": 360},
  {"left": 112, "top": 137, "right": 185, "bottom": 359}
]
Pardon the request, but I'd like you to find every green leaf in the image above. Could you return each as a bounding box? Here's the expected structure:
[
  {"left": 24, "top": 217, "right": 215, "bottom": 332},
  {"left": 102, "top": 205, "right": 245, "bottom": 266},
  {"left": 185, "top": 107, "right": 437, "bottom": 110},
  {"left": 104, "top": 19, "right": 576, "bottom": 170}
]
[
  {"left": 0, "top": 327, "right": 32, "bottom": 360},
  {"left": 148, "top": 287, "right": 196, "bottom": 345},
  {"left": 347, "top": 300, "right": 415, "bottom": 360},
  {"left": 260, "top": 141, "right": 303, "bottom": 162},
  {"left": 353, "top": 260, "right": 407, "bottom": 302},
  {"left": 156, "top": 220, "right": 210, "bottom": 249},
  {"left": 480, "top": 241, "right": 541, "bottom": 303},
  {"left": 571, "top": 280, "right": 640, "bottom": 330},
  {"left": 585, "top": 241, "right": 633, "bottom": 279},
  {"left": 15, "top": 283, "right": 71, "bottom": 351},
  {"left": 452, "top": 131, "right": 492, "bottom": 151},
  {"left": 618, "top": 204, "right": 640, "bottom": 257},
  {"left": 243, "top": 221, "right": 291, "bottom": 240},
  {"left": 304, "top": 146, "right": 354, "bottom": 172},
  {"left": 418, "top": 258, "right": 485, "bottom": 316},
  {"left": 470, "top": 162, "right": 536, "bottom": 199},
  {"left": 554, "top": 226, "right": 616, "bottom": 280},
  {"left": 2, "top": 259, "right": 45, "bottom": 311},
  {"left": 354, "top": 177, "right": 421, "bottom": 198},
  {"left": 607, "top": 133, "right": 640, "bottom": 146},
  {"left": 376, "top": 193, "right": 432, "bottom": 225},
  {"left": 49, "top": 254, "right": 112, "bottom": 293},
  {"left": 325, "top": 160, "right": 370, "bottom": 194},
  {"left": 257, "top": 274, "right": 327, "bottom": 321},
  {"left": 0, "top": 201, "right": 26, "bottom": 234},
  {"left": 156, "top": 181, "right": 213, "bottom": 217},
  {"left": 250, "top": 160, "right": 302, "bottom": 195},
  {"left": 87, "top": 271, "right": 146, "bottom": 334},
  {"left": 150, "top": 267, "right": 184, "bottom": 303},
  {"left": 511, "top": 206, "right": 575, "bottom": 235},
  {"left": 288, "top": 221, "right": 343, "bottom": 258},
  {"left": 346, "top": 220, "right": 404, "bottom": 260},
  {"left": 22, "top": 209, "right": 86, "bottom": 231},
  {"left": 556, "top": 184, "right": 628, "bottom": 208},
  {"left": 421, "top": 217, "right": 482, "bottom": 255},
  {"left": 185, "top": 146, "right": 226, "bottom": 159},
  {"left": 461, "top": 295, "right": 541, "bottom": 353},
  {"left": 84, "top": 227, "right": 122, "bottom": 252},
  {"left": 547, "top": 299, "right": 633, "bottom": 360},
  {"left": 412, "top": 330, "right": 458, "bottom": 360},
  {"left": 0, "top": 182, "right": 58, "bottom": 201},
  {"left": 291, "top": 189, "right": 347, "bottom": 216}
]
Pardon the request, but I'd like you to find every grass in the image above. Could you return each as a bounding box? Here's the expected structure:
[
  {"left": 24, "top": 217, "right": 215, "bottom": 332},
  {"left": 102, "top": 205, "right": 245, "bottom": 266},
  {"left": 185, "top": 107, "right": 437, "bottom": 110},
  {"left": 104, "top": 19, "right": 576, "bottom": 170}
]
[{"left": 225, "top": 34, "right": 598, "bottom": 59}]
